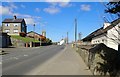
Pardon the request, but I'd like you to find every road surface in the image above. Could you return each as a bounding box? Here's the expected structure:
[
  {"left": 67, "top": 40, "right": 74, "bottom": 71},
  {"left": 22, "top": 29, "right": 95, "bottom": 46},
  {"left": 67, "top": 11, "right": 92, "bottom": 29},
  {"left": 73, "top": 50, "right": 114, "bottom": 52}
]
[
  {"left": 2, "top": 45, "right": 65, "bottom": 75},
  {"left": 2, "top": 45, "right": 92, "bottom": 75}
]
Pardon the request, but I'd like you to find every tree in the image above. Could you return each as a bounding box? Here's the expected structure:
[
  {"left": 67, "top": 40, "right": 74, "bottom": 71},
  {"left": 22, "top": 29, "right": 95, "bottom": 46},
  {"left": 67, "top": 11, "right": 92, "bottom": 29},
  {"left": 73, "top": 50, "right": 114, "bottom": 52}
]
[
  {"left": 45, "top": 38, "right": 52, "bottom": 45},
  {"left": 105, "top": 1, "right": 120, "bottom": 17},
  {"left": 104, "top": 2, "right": 120, "bottom": 47}
]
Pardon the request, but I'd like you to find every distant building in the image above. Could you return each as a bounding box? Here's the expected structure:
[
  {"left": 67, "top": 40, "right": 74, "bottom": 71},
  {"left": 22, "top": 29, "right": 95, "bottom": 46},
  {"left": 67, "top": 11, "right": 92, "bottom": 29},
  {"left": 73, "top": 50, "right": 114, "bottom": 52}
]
[
  {"left": 58, "top": 39, "right": 66, "bottom": 45},
  {"left": 2, "top": 16, "right": 27, "bottom": 35},
  {"left": 82, "top": 18, "right": 120, "bottom": 50},
  {"left": 27, "top": 31, "right": 46, "bottom": 41},
  {"left": 42, "top": 30, "right": 46, "bottom": 37}
]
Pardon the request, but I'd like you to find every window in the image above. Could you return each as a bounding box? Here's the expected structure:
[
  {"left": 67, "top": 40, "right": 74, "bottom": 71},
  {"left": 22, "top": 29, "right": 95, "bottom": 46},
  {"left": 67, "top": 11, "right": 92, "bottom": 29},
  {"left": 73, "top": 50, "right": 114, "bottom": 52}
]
[
  {"left": 5, "top": 29, "right": 10, "bottom": 33},
  {"left": 98, "top": 40, "right": 100, "bottom": 43},
  {"left": 14, "top": 29, "right": 18, "bottom": 33},
  {"left": 5, "top": 23, "right": 10, "bottom": 26},
  {"left": 14, "top": 24, "right": 18, "bottom": 27}
]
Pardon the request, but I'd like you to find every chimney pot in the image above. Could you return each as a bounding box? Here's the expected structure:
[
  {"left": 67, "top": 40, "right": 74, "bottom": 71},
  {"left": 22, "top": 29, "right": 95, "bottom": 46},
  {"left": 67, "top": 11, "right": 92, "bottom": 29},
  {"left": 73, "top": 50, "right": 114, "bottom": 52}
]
[{"left": 14, "top": 15, "right": 17, "bottom": 19}]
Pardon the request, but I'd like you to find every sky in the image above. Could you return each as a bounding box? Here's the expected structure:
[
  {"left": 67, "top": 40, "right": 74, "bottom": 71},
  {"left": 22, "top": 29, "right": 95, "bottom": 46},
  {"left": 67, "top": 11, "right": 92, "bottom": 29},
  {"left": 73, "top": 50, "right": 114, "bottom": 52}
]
[{"left": 0, "top": 1, "right": 118, "bottom": 42}]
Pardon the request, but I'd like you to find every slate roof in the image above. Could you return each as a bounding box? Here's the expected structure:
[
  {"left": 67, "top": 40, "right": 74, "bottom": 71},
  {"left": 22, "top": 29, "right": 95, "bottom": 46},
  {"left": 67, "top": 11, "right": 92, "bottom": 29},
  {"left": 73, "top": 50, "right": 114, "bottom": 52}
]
[
  {"left": 27, "top": 31, "right": 45, "bottom": 37},
  {"left": 2, "top": 18, "right": 25, "bottom": 23},
  {"left": 82, "top": 18, "right": 120, "bottom": 41}
]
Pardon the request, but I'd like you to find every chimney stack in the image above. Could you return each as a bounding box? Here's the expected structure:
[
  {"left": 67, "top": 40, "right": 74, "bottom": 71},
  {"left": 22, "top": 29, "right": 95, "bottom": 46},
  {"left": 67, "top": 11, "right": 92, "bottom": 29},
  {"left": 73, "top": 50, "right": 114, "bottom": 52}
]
[
  {"left": 103, "top": 23, "right": 111, "bottom": 29},
  {"left": 14, "top": 15, "right": 17, "bottom": 20}
]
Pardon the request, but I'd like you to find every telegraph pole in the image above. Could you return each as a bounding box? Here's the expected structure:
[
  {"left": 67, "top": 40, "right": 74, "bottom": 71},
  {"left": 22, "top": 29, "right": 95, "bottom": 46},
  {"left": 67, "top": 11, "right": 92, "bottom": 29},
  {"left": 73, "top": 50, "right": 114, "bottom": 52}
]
[
  {"left": 75, "top": 18, "right": 77, "bottom": 46},
  {"left": 78, "top": 32, "right": 82, "bottom": 41},
  {"left": 33, "top": 24, "right": 35, "bottom": 47},
  {"left": 67, "top": 32, "right": 68, "bottom": 44}
]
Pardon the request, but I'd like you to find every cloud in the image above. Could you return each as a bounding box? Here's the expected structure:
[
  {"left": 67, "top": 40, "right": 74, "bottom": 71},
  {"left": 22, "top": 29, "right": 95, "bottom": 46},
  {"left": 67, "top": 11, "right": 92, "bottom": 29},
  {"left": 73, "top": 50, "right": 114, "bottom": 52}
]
[
  {"left": 44, "top": 6, "right": 60, "bottom": 14},
  {"left": 13, "top": 13, "right": 41, "bottom": 25},
  {"left": 46, "top": 0, "right": 72, "bottom": 7},
  {"left": 9, "top": 3, "right": 18, "bottom": 9},
  {"left": 45, "top": 0, "right": 73, "bottom": 8},
  {"left": 24, "top": 18, "right": 35, "bottom": 25},
  {"left": 35, "top": 8, "right": 40, "bottom": 12},
  {"left": 44, "top": 0, "right": 73, "bottom": 14},
  {"left": 0, "top": 6, "right": 12, "bottom": 15},
  {"left": 40, "top": 22, "right": 46, "bottom": 27},
  {"left": 1, "top": 3, "right": 43, "bottom": 26},
  {"left": 0, "top": 5, "right": 41, "bottom": 25},
  {"left": 21, "top": 4, "right": 26, "bottom": 8},
  {"left": 59, "top": 2, "right": 73, "bottom": 7},
  {"left": 13, "top": 13, "right": 31, "bottom": 18},
  {"left": 0, "top": 3, "right": 18, "bottom": 15},
  {"left": 80, "top": 4, "right": 91, "bottom": 11},
  {"left": 45, "top": 0, "right": 70, "bottom": 2}
]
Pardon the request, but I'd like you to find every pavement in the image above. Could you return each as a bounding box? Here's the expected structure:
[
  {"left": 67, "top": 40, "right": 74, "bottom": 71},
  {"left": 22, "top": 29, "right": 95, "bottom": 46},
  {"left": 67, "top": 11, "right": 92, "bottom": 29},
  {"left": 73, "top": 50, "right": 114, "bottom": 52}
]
[{"left": 28, "top": 45, "right": 92, "bottom": 75}]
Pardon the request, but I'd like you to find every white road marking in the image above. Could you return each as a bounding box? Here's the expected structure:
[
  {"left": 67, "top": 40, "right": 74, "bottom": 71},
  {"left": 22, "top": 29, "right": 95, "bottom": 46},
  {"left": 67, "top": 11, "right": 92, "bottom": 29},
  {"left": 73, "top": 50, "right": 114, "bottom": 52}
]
[
  {"left": 13, "top": 57, "right": 18, "bottom": 60},
  {"left": 24, "top": 55, "right": 28, "bottom": 57},
  {"left": 0, "top": 62, "right": 2, "bottom": 64}
]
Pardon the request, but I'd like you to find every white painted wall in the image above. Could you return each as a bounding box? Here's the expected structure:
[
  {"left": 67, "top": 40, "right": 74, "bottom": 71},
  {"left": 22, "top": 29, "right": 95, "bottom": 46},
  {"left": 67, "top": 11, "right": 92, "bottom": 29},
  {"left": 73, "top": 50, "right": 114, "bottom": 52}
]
[
  {"left": 103, "top": 23, "right": 111, "bottom": 29},
  {"left": 107, "top": 23, "right": 120, "bottom": 50},
  {"left": 58, "top": 39, "right": 65, "bottom": 45},
  {"left": 91, "top": 23, "right": 120, "bottom": 50},
  {"left": 91, "top": 33, "right": 107, "bottom": 45}
]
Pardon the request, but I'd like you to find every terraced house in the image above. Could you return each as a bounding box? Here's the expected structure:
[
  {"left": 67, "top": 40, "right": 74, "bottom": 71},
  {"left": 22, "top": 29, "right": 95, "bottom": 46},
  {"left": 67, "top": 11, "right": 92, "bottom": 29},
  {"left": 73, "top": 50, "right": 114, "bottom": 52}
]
[{"left": 2, "top": 16, "right": 27, "bottom": 35}]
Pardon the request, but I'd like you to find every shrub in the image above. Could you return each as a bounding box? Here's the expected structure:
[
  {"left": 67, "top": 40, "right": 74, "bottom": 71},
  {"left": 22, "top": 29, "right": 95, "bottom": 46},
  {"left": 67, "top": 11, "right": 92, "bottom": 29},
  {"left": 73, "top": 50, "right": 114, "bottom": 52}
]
[{"left": 19, "top": 32, "right": 26, "bottom": 37}]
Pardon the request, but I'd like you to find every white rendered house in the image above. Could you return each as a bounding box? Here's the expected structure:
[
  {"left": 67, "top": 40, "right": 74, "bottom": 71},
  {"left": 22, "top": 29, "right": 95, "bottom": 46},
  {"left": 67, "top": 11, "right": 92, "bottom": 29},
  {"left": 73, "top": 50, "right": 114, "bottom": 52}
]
[{"left": 83, "top": 18, "right": 120, "bottom": 50}]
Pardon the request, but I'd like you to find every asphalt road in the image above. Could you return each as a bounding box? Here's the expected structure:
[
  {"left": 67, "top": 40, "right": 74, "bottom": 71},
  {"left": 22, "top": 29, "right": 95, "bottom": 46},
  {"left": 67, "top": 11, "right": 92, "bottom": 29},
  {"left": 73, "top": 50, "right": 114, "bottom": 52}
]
[{"left": 2, "top": 45, "right": 65, "bottom": 75}]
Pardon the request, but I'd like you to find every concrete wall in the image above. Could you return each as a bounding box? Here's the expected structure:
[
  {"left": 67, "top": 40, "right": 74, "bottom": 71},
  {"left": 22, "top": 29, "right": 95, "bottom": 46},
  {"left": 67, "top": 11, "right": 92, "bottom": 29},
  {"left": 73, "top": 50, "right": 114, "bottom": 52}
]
[{"left": 0, "top": 34, "right": 10, "bottom": 48}]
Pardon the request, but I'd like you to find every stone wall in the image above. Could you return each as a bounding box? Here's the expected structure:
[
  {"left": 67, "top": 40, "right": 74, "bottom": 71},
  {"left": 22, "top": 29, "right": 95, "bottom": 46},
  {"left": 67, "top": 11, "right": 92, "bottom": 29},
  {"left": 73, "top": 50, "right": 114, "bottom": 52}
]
[
  {"left": 76, "top": 43, "right": 120, "bottom": 76},
  {"left": 10, "top": 38, "right": 25, "bottom": 47}
]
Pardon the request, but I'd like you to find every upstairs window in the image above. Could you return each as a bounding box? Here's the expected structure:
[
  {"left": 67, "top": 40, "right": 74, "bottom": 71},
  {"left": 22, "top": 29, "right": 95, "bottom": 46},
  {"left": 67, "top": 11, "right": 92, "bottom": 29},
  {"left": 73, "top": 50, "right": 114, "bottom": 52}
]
[
  {"left": 5, "top": 23, "right": 10, "bottom": 26},
  {"left": 14, "top": 24, "right": 18, "bottom": 27}
]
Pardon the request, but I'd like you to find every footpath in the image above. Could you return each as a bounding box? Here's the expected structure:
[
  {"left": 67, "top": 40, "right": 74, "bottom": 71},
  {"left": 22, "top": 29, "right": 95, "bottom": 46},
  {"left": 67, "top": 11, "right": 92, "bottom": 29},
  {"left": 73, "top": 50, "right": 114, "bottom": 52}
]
[{"left": 28, "top": 45, "right": 92, "bottom": 75}]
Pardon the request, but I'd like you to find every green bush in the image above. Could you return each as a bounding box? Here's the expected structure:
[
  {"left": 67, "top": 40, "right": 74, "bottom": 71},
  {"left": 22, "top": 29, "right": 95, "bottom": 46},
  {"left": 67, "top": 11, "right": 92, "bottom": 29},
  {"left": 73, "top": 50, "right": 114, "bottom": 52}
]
[{"left": 19, "top": 32, "right": 26, "bottom": 37}]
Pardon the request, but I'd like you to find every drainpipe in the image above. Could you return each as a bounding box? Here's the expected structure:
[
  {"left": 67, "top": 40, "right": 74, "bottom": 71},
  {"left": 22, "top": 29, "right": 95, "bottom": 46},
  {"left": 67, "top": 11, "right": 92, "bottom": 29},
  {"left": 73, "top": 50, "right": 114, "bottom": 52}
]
[{"left": 118, "top": 44, "right": 120, "bottom": 52}]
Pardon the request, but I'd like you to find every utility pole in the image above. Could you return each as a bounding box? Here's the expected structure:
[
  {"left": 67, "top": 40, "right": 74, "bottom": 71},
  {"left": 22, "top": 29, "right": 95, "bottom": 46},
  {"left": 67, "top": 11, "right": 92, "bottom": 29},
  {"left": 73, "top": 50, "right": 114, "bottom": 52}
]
[
  {"left": 33, "top": 24, "right": 35, "bottom": 47},
  {"left": 67, "top": 32, "right": 68, "bottom": 44},
  {"left": 78, "top": 32, "right": 82, "bottom": 41},
  {"left": 75, "top": 18, "right": 77, "bottom": 46}
]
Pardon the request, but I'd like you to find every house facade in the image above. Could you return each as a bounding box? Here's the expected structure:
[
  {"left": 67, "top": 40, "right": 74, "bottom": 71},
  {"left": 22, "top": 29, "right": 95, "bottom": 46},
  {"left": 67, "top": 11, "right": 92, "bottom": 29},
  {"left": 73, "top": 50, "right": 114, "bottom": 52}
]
[
  {"left": 27, "top": 31, "right": 46, "bottom": 41},
  {"left": 2, "top": 16, "right": 27, "bottom": 35},
  {"left": 82, "top": 18, "right": 120, "bottom": 50}
]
